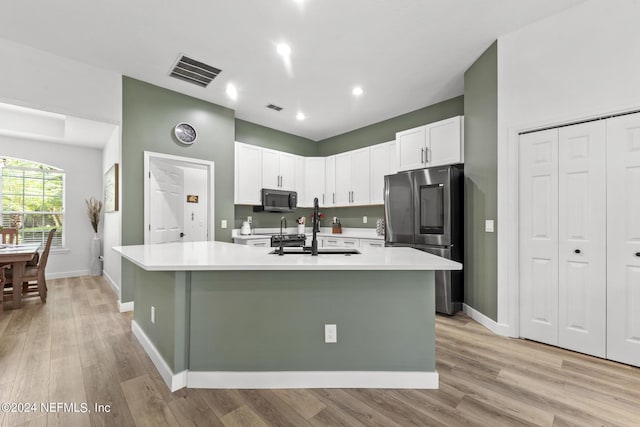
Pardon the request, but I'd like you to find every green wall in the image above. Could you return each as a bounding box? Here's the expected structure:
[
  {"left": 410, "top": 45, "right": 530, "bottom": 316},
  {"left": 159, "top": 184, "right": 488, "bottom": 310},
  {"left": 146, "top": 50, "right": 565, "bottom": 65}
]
[
  {"left": 235, "top": 119, "right": 317, "bottom": 156},
  {"left": 463, "top": 41, "right": 498, "bottom": 320},
  {"left": 121, "top": 77, "right": 235, "bottom": 302},
  {"left": 316, "top": 96, "right": 464, "bottom": 156}
]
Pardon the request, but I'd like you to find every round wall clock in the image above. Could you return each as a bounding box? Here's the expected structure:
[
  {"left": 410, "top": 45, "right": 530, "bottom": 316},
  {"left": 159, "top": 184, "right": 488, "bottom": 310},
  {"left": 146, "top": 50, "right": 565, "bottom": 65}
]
[{"left": 174, "top": 122, "right": 197, "bottom": 145}]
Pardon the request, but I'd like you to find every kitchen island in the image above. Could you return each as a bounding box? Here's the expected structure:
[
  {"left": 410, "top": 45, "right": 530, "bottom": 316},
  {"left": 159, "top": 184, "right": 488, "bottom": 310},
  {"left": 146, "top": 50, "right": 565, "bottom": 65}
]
[{"left": 114, "top": 241, "right": 461, "bottom": 391}]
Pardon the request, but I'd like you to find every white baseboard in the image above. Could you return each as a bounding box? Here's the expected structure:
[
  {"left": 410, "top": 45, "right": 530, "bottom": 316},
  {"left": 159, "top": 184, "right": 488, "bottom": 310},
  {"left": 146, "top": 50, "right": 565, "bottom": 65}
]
[
  {"left": 46, "top": 270, "right": 90, "bottom": 280},
  {"left": 119, "top": 301, "right": 134, "bottom": 313},
  {"left": 463, "top": 303, "right": 511, "bottom": 337},
  {"left": 103, "top": 271, "right": 120, "bottom": 295},
  {"left": 131, "top": 320, "right": 186, "bottom": 392},
  {"left": 187, "top": 370, "right": 439, "bottom": 389}
]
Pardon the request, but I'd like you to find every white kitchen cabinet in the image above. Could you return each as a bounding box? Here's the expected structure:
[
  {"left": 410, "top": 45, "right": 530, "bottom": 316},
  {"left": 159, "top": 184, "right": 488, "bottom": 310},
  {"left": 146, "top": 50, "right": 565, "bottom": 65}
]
[
  {"left": 303, "top": 157, "right": 325, "bottom": 207},
  {"left": 606, "top": 112, "right": 640, "bottom": 367},
  {"left": 261, "top": 148, "right": 296, "bottom": 191},
  {"left": 234, "top": 142, "right": 262, "bottom": 205},
  {"left": 428, "top": 116, "right": 464, "bottom": 166},
  {"left": 519, "top": 120, "right": 607, "bottom": 359},
  {"left": 396, "top": 116, "right": 463, "bottom": 172},
  {"left": 323, "top": 236, "right": 359, "bottom": 248},
  {"left": 233, "top": 237, "right": 270, "bottom": 247},
  {"left": 324, "top": 155, "right": 336, "bottom": 207},
  {"left": 294, "top": 155, "right": 305, "bottom": 205},
  {"left": 335, "top": 147, "right": 370, "bottom": 206},
  {"left": 396, "top": 126, "right": 426, "bottom": 172},
  {"left": 370, "top": 141, "right": 394, "bottom": 205},
  {"left": 360, "top": 238, "right": 385, "bottom": 248}
]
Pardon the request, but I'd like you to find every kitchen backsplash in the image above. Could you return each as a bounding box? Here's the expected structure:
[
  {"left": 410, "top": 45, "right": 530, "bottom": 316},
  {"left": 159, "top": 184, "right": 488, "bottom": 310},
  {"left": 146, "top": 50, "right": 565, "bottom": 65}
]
[{"left": 234, "top": 205, "right": 384, "bottom": 229}]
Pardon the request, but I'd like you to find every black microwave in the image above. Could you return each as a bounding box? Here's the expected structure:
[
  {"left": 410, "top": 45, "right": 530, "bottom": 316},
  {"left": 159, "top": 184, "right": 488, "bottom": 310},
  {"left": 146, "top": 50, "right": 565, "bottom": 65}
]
[{"left": 254, "top": 189, "right": 297, "bottom": 212}]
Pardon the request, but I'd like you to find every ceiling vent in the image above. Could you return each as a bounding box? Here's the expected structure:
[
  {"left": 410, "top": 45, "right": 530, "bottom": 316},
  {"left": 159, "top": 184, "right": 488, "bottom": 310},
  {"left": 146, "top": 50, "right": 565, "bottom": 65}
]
[
  {"left": 266, "top": 104, "right": 283, "bottom": 112},
  {"left": 169, "top": 55, "right": 221, "bottom": 87}
]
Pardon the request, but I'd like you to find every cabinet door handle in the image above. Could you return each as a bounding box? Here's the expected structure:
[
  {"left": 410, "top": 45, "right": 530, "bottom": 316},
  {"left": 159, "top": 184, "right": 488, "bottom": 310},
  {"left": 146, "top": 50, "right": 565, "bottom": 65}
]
[
  {"left": 333, "top": 193, "right": 335, "bottom": 204},
  {"left": 574, "top": 249, "right": 581, "bottom": 254},
  {"left": 322, "top": 194, "right": 325, "bottom": 204},
  {"left": 420, "top": 148, "right": 424, "bottom": 164},
  {"left": 424, "top": 147, "right": 428, "bottom": 163}
]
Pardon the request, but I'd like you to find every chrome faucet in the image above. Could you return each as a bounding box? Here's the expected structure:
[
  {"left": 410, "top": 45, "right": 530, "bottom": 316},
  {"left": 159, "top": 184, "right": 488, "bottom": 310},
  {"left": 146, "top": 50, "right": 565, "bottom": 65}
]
[{"left": 311, "top": 197, "right": 319, "bottom": 256}]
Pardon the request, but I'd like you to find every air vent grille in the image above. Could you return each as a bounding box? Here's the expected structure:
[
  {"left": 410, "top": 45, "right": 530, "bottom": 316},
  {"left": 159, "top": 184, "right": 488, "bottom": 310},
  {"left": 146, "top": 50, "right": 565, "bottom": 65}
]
[
  {"left": 170, "top": 55, "right": 221, "bottom": 87},
  {"left": 266, "top": 104, "right": 283, "bottom": 111}
]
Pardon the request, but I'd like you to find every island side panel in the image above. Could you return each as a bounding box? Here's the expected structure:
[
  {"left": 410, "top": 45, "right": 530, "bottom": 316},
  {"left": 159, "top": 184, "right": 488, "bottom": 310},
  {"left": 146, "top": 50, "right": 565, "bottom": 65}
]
[
  {"left": 189, "top": 270, "right": 435, "bottom": 372},
  {"left": 132, "top": 265, "right": 180, "bottom": 371}
]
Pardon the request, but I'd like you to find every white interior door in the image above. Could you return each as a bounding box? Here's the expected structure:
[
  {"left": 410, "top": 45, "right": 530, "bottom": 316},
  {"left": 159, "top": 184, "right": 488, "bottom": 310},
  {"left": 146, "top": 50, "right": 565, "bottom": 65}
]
[
  {"left": 519, "top": 129, "right": 559, "bottom": 346},
  {"left": 558, "top": 121, "right": 606, "bottom": 357},
  {"left": 149, "top": 159, "right": 184, "bottom": 244},
  {"left": 607, "top": 112, "right": 640, "bottom": 367},
  {"left": 182, "top": 166, "right": 208, "bottom": 242}
]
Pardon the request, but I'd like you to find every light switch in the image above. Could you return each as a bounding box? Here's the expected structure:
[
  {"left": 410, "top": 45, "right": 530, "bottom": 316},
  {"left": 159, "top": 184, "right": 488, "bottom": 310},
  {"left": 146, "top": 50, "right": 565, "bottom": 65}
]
[
  {"left": 221, "top": 220, "right": 228, "bottom": 229},
  {"left": 363, "top": 216, "right": 368, "bottom": 224},
  {"left": 485, "top": 220, "right": 495, "bottom": 233}
]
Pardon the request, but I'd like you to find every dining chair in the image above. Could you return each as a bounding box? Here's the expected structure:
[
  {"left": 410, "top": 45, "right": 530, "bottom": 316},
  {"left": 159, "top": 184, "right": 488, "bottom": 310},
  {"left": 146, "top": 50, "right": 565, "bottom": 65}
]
[
  {"left": 1, "top": 227, "right": 18, "bottom": 245},
  {"left": 5, "top": 228, "right": 56, "bottom": 303},
  {"left": 0, "top": 265, "right": 9, "bottom": 310}
]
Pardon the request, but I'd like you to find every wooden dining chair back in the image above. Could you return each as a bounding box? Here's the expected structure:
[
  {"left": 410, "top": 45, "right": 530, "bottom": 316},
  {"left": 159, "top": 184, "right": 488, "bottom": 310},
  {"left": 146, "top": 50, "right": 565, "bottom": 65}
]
[
  {"left": 5, "top": 228, "right": 56, "bottom": 303},
  {"left": 0, "top": 265, "right": 9, "bottom": 310},
  {"left": 1, "top": 228, "right": 18, "bottom": 245}
]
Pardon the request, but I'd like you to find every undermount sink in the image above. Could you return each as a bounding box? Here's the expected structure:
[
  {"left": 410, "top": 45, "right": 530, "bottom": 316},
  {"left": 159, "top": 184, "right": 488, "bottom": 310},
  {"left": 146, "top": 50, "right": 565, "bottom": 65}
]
[{"left": 269, "top": 247, "right": 361, "bottom": 255}]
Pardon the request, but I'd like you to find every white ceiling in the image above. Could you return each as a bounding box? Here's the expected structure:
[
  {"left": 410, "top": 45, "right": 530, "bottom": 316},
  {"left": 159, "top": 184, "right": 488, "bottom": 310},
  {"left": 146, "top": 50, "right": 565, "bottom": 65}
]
[{"left": 0, "top": 0, "right": 584, "bottom": 141}]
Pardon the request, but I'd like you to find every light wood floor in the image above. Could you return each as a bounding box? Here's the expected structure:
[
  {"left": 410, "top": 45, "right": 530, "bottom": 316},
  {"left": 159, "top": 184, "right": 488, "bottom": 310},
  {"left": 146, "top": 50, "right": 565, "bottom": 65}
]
[{"left": 1, "top": 276, "right": 638, "bottom": 426}]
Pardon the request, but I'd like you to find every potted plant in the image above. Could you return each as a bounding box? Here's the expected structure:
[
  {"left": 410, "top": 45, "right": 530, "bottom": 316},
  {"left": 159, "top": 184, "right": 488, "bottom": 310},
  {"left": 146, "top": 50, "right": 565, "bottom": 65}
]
[{"left": 85, "top": 197, "right": 103, "bottom": 276}]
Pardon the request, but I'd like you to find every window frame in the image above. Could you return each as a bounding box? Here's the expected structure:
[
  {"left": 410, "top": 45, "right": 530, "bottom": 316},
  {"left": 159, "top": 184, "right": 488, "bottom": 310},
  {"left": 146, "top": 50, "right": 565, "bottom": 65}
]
[{"left": 0, "top": 160, "right": 65, "bottom": 249}]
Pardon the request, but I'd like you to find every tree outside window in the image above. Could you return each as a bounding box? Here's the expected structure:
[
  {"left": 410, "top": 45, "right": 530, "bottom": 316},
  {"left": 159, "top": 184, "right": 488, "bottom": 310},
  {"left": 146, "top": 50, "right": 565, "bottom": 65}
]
[{"left": 0, "top": 157, "right": 64, "bottom": 247}]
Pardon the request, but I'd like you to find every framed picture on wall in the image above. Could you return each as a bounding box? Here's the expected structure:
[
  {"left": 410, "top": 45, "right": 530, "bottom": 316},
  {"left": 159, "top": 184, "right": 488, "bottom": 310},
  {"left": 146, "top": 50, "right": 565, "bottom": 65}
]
[{"left": 104, "top": 163, "right": 119, "bottom": 212}]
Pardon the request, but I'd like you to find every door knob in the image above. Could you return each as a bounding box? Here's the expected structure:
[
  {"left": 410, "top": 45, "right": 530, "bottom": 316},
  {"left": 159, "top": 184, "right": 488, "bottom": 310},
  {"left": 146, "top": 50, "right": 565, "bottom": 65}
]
[
  {"left": 574, "top": 249, "right": 581, "bottom": 254},
  {"left": 180, "top": 232, "right": 185, "bottom": 238},
  {"left": 636, "top": 252, "right": 640, "bottom": 257}
]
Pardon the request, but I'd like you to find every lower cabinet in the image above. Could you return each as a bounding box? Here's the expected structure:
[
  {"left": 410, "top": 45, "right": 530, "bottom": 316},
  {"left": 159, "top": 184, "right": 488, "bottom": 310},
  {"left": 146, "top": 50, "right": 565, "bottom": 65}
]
[
  {"left": 360, "top": 239, "right": 385, "bottom": 248},
  {"left": 234, "top": 238, "right": 270, "bottom": 247},
  {"left": 323, "top": 236, "right": 359, "bottom": 248}
]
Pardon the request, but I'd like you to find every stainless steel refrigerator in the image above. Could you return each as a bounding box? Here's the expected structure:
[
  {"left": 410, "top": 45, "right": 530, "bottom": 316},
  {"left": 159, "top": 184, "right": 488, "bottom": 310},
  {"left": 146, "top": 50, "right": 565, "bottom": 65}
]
[{"left": 384, "top": 164, "right": 464, "bottom": 315}]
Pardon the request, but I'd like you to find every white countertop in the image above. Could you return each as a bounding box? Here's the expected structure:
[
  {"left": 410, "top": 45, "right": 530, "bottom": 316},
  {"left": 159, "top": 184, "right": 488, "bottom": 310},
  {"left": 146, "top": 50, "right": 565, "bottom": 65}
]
[
  {"left": 232, "top": 227, "right": 384, "bottom": 241},
  {"left": 113, "top": 240, "right": 461, "bottom": 272}
]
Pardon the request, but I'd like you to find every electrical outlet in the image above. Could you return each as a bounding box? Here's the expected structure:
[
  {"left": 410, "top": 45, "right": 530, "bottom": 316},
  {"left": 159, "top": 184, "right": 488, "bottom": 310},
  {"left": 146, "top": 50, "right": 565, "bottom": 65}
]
[
  {"left": 485, "top": 220, "right": 495, "bottom": 233},
  {"left": 325, "top": 324, "right": 337, "bottom": 343},
  {"left": 221, "top": 219, "right": 228, "bottom": 229},
  {"left": 151, "top": 306, "right": 156, "bottom": 324},
  {"left": 363, "top": 216, "right": 368, "bottom": 224},
  {"left": 247, "top": 216, "right": 252, "bottom": 224}
]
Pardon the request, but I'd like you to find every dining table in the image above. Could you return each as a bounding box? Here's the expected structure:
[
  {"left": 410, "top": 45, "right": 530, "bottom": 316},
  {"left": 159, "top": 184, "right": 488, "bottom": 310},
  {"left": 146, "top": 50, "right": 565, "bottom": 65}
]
[{"left": 0, "top": 243, "right": 41, "bottom": 309}]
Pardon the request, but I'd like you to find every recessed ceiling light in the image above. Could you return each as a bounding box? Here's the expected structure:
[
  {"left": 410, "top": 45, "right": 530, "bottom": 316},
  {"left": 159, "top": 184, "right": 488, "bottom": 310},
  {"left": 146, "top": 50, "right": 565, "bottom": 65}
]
[
  {"left": 352, "top": 86, "right": 364, "bottom": 96},
  {"left": 296, "top": 112, "right": 306, "bottom": 121},
  {"left": 277, "top": 43, "right": 292, "bottom": 57},
  {"left": 226, "top": 83, "right": 238, "bottom": 100}
]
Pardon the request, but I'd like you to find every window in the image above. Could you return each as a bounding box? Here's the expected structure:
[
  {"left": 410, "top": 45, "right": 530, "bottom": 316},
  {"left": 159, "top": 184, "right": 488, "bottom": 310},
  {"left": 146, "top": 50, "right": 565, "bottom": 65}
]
[{"left": 0, "top": 157, "right": 64, "bottom": 247}]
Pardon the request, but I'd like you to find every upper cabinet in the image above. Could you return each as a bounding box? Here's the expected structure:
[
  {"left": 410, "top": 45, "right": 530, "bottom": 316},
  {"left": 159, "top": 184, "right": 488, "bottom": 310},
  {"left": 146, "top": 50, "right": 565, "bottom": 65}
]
[
  {"left": 369, "top": 141, "right": 395, "bottom": 204},
  {"left": 261, "top": 148, "right": 296, "bottom": 191},
  {"left": 234, "top": 118, "right": 462, "bottom": 207},
  {"left": 396, "top": 116, "right": 464, "bottom": 172},
  {"left": 235, "top": 142, "right": 262, "bottom": 205},
  {"left": 303, "top": 157, "right": 325, "bottom": 207},
  {"left": 324, "top": 155, "right": 336, "bottom": 207},
  {"left": 335, "top": 147, "right": 370, "bottom": 206}
]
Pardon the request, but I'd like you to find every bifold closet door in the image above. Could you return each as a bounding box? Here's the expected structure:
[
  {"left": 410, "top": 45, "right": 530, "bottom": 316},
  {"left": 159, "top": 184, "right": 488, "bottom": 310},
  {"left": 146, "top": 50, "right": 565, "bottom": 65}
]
[
  {"left": 519, "top": 129, "right": 559, "bottom": 346},
  {"left": 557, "top": 122, "right": 606, "bottom": 358},
  {"left": 607, "top": 113, "right": 640, "bottom": 367}
]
